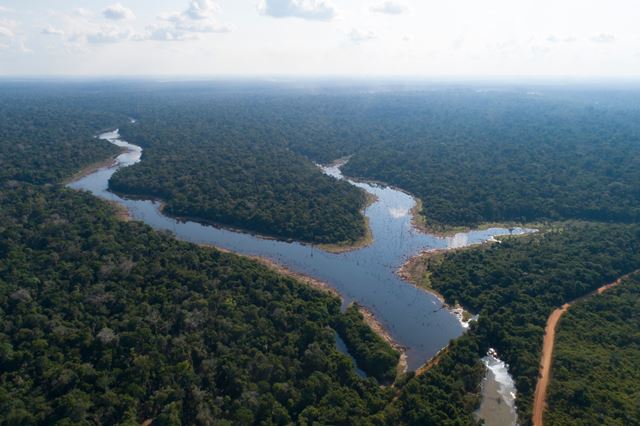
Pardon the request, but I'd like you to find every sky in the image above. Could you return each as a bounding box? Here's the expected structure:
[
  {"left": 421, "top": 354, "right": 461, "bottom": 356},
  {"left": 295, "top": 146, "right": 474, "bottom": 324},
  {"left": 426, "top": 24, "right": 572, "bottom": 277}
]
[{"left": 0, "top": 0, "right": 639, "bottom": 77}]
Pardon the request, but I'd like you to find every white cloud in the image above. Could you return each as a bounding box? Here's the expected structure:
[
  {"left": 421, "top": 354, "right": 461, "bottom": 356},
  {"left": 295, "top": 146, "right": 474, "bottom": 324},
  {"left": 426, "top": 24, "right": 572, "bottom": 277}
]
[
  {"left": 175, "top": 20, "right": 231, "bottom": 33},
  {"left": 86, "top": 26, "right": 130, "bottom": 43},
  {"left": 74, "top": 8, "right": 94, "bottom": 18},
  {"left": 185, "top": 0, "right": 220, "bottom": 20},
  {"left": 102, "top": 3, "right": 136, "bottom": 21},
  {"left": 0, "top": 17, "right": 16, "bottom": 39},
  {"left": 42, "top": 25, "right": 65, "bottom": 36},
  {"left": 349, "top": 28, "right": 377, "bottom": 43},
  {"left": 139, "top": 0, "right": 231, "bottom": 41},
  {"left": 258, "top": 0, "right": 336, "bottom": 21},
  {"left": 133, "top": 26, "right": 196, "bottom": 42},
  {"left": 547, "top": 35, "right": 577, "bottom": 44},
  {"left": 133, "top": 19, "right": 229, "bottom": 42},
  {"left": 590, "top": 33, "right": 616, "bottom": 43},
  {"left": 19, "top": 40, "right": 32, "bottom": 54},
  {"left": 0, "top": 26, "right": 13, "bottom": 38},
  {"left": 370, "top": 1, "right": 407, "bottom": 15}
]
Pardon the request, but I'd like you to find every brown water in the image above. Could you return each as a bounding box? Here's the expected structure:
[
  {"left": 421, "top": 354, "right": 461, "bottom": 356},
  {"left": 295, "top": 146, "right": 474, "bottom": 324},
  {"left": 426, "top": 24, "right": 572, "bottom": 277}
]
[{"left": 476, "top": 349, "right": 519, "bottom": 426}]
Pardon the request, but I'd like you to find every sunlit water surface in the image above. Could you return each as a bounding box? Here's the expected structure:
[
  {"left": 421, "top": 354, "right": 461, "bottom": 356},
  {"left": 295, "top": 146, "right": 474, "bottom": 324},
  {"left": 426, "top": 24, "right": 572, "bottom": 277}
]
[
  {"left": 476, "top": 349, "right": 519, "bottom": 426},
  {"left": 69, "top": 129, "right": 533, "bottom": 372}
]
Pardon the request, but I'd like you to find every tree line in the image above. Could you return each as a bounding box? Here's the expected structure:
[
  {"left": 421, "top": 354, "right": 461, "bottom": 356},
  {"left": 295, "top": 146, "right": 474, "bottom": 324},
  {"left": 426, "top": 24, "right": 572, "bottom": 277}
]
[
  {"left": 415, "top": 223, "right": 640, "bottom": 422},
  {"left": 546, "top": 274, "right": 640, "bottom": 426}
]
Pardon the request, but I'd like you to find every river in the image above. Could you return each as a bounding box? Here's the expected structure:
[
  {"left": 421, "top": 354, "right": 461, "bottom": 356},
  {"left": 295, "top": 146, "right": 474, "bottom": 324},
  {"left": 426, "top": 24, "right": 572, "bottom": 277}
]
[
  {"left": 476, "top": 349, "right": 519, "bottom": 426},
  {"left": 68, "top": 129, "right": 531, "bottom": 378}
]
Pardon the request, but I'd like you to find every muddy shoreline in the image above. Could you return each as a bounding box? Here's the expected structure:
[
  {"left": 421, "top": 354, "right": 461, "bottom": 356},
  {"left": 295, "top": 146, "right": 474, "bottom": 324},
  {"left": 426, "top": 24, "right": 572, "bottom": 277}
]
[
  {"left": 70, "top": 128, "right": 536, "bottom": 374},
  {"left": 356, "top": 304, "right": 408, "bottom": 376}
]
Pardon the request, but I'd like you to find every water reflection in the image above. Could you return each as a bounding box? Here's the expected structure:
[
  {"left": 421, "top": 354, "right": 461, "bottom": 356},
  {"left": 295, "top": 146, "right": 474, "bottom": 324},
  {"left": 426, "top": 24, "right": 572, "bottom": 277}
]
[{"left": 69, "top": 130, "right": 533, "bottom": 371}]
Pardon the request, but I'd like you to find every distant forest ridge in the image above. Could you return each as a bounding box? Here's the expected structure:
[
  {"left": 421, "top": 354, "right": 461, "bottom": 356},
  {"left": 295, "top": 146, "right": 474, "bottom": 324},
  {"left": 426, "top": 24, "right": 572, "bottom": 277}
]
[
  {"left": 117, "top": 84, "right": 640, "bottom": 232},
  {"left": 3, "top": 82, "right": 640, "bottom": 237},
  {"left": 2, "top": 81, "right": 640, "bottom": 425},
  {"left": 0, "top": 81, "right": 506, "bottom": 424}
]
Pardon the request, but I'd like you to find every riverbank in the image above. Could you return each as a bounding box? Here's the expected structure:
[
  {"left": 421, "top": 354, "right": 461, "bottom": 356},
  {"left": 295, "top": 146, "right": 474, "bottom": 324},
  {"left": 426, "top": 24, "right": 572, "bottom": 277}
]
[
  {"left": 71, "top": 128, "right": 532, "bottom": 374},
  {"left": 250, "top": 254, "right": 343, "bottom": 300},
  {"left": 410, "top": 198, "right": 541, "bottom": 238},
  {"left": 107, "top": 199, "right": 132, "bottom": 221},
  {"left": 62, "top": 151, "right": 124, "bottom": 185},
  {"left": 199, "top": 242, "right": 342, "bottom": 300},
  {"left": 318, "top": 193, "right": 377, "bottom": 253},
  {"left": 415, "top": 345, "right": 448, "bottom": 377},
  {"left": 397, "top": 247, "right": 476, "bottom": 326},
  {"left": 356, "top": 305, "right": 408, "bottom": 378}
]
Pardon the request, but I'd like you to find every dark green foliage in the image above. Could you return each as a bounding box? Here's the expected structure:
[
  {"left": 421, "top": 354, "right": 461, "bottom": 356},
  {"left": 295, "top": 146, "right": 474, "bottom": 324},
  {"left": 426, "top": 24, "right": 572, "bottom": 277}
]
[
  {"left": 384, "top": 334, "right": 484, "bottom": 426},
  {"left": 0, "top": 81, "right": 498, "bottom": 425},
  {"left": 338, "top": 90, "right": 640, "bottom": 228},
  {"left": 546, "top": 274, "right": 640, "bottom": 426},
  {"left": 110, "top": 100, "right": 367, "bottom": 245},
  {"left": 0, "top": 185, "right": 391, "bottom": 425},
  {"left": 335, "top": 304, "right": 400, "bottom": 383},
  {"left": 112, "top": 86, "right": 640, "bottom": 233},
  {"left": 422, "top": 224, "right": 640, "bottom": 422},
  {"left": 5, "top": 81, "right": 640, "bottom": 424},
  {"left": 0, "top": 85, "right": 121, "bottom": 185},
  {"left": 0, "top": 183, "right": 493, "bottom": 425}
]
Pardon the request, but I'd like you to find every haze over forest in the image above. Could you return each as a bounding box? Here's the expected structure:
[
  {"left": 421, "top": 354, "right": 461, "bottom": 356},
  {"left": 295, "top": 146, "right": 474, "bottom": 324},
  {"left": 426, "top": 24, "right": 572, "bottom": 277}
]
[{"left": 1, "top": 2, "right": 640, "bottom": 426}]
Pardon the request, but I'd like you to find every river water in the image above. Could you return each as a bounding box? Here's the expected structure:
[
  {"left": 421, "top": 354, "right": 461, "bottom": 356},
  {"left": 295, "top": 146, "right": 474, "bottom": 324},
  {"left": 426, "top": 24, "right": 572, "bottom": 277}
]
[
  {"left": 476, "top": 349, "right": 519, "bottom": 426},
  {"left": 69, "top": 129, "right": 531, "bottom": 374}
]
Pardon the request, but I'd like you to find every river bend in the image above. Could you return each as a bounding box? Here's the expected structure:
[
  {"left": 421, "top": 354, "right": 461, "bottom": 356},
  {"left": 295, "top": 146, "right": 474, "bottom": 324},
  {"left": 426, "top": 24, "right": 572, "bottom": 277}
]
[{"left": 69, "top": 129, "right": 532, "bottom": 371}]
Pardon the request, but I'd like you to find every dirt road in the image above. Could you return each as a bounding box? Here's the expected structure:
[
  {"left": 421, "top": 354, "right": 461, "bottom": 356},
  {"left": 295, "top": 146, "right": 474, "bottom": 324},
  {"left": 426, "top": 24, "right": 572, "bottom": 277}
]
[{"left": 531, "top": 274, "right": 630, "bottom": 426}]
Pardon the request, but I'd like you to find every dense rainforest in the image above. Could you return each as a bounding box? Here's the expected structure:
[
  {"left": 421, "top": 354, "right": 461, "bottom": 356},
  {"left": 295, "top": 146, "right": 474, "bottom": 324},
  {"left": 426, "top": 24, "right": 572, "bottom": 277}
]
[
  {"left": 412, "top": 223, "right": 640, "bottom": 422},
  {"left": 0, "top": 85, "right": 120, "bottom": 185},
  {"left": 334, "top": 305, "right": 400, "bottom": 384},
  {"left": 0, "top": 182, "right": 486, "bottom": 425},
  {"left": 3, "top": 80, "right": 640, "bottom": 424},
  {"left": 0, "top": 185, "right": 394, "bottom": 424},
  {"left": 337, "top": 91, "right": 640, "bottom": 229},
  {"left": 0, "top": 82, "right": 486, "bottom": 425},
  {"left": 103, "top": 83, "right": 640, "bottom": 232},
  {"left": 545, "top": 273, "right": 640, "bottom": 426},
  {"left": 11, "top": 81, "right": 639, "bottom": 239},
  {"left": 111, "top": 107, "right": 367, "bottom": 245}
]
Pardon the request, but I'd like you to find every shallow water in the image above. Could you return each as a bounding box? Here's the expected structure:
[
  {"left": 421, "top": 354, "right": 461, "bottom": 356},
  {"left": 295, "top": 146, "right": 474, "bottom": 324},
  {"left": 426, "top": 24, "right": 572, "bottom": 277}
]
[
  {"left": 334, "top": 333, "right": 367, "bottom": 378},
  {"left": 69, "top": 129, "right": 533, "bottom": 371},
  {"left": 476, "top": 349, "right": 519, "bottom": 426}
]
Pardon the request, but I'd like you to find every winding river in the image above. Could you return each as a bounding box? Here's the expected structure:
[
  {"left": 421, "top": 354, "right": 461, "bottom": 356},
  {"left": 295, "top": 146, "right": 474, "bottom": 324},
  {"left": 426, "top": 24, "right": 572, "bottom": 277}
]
[{"left": 69, "top": 129, "right": 530, "bottom": 384}]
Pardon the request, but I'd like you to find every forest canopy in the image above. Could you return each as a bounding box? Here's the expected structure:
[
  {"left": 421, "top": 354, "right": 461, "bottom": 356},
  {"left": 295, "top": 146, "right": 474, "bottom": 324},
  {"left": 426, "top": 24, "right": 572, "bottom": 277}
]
[
  {"left": 413, "top": 223, "right": 640, "bottom": 421},
  {"left": 545, "top": 274, "right": 640, "bottom": 426},
  {"left": 3, "top": 81, "right": 640, "bottom": 425},
  {"left": 112, "top": 84, "right": 640, "bottom": 231},
  {"left": 111, "top": 109, "right": 367, "bottom": 245},
  {"left": 0, "top": 184, "right": 390, "bottom": 424},
  {"left": 0, "top": 82, "right": 492, "bottom": 425}
]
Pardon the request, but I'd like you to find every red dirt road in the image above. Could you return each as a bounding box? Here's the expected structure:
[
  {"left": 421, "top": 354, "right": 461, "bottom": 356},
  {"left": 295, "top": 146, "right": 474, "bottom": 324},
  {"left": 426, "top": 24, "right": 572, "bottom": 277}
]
[{"left": 531, "top": 275, "right": 630, "bottom": 426}]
